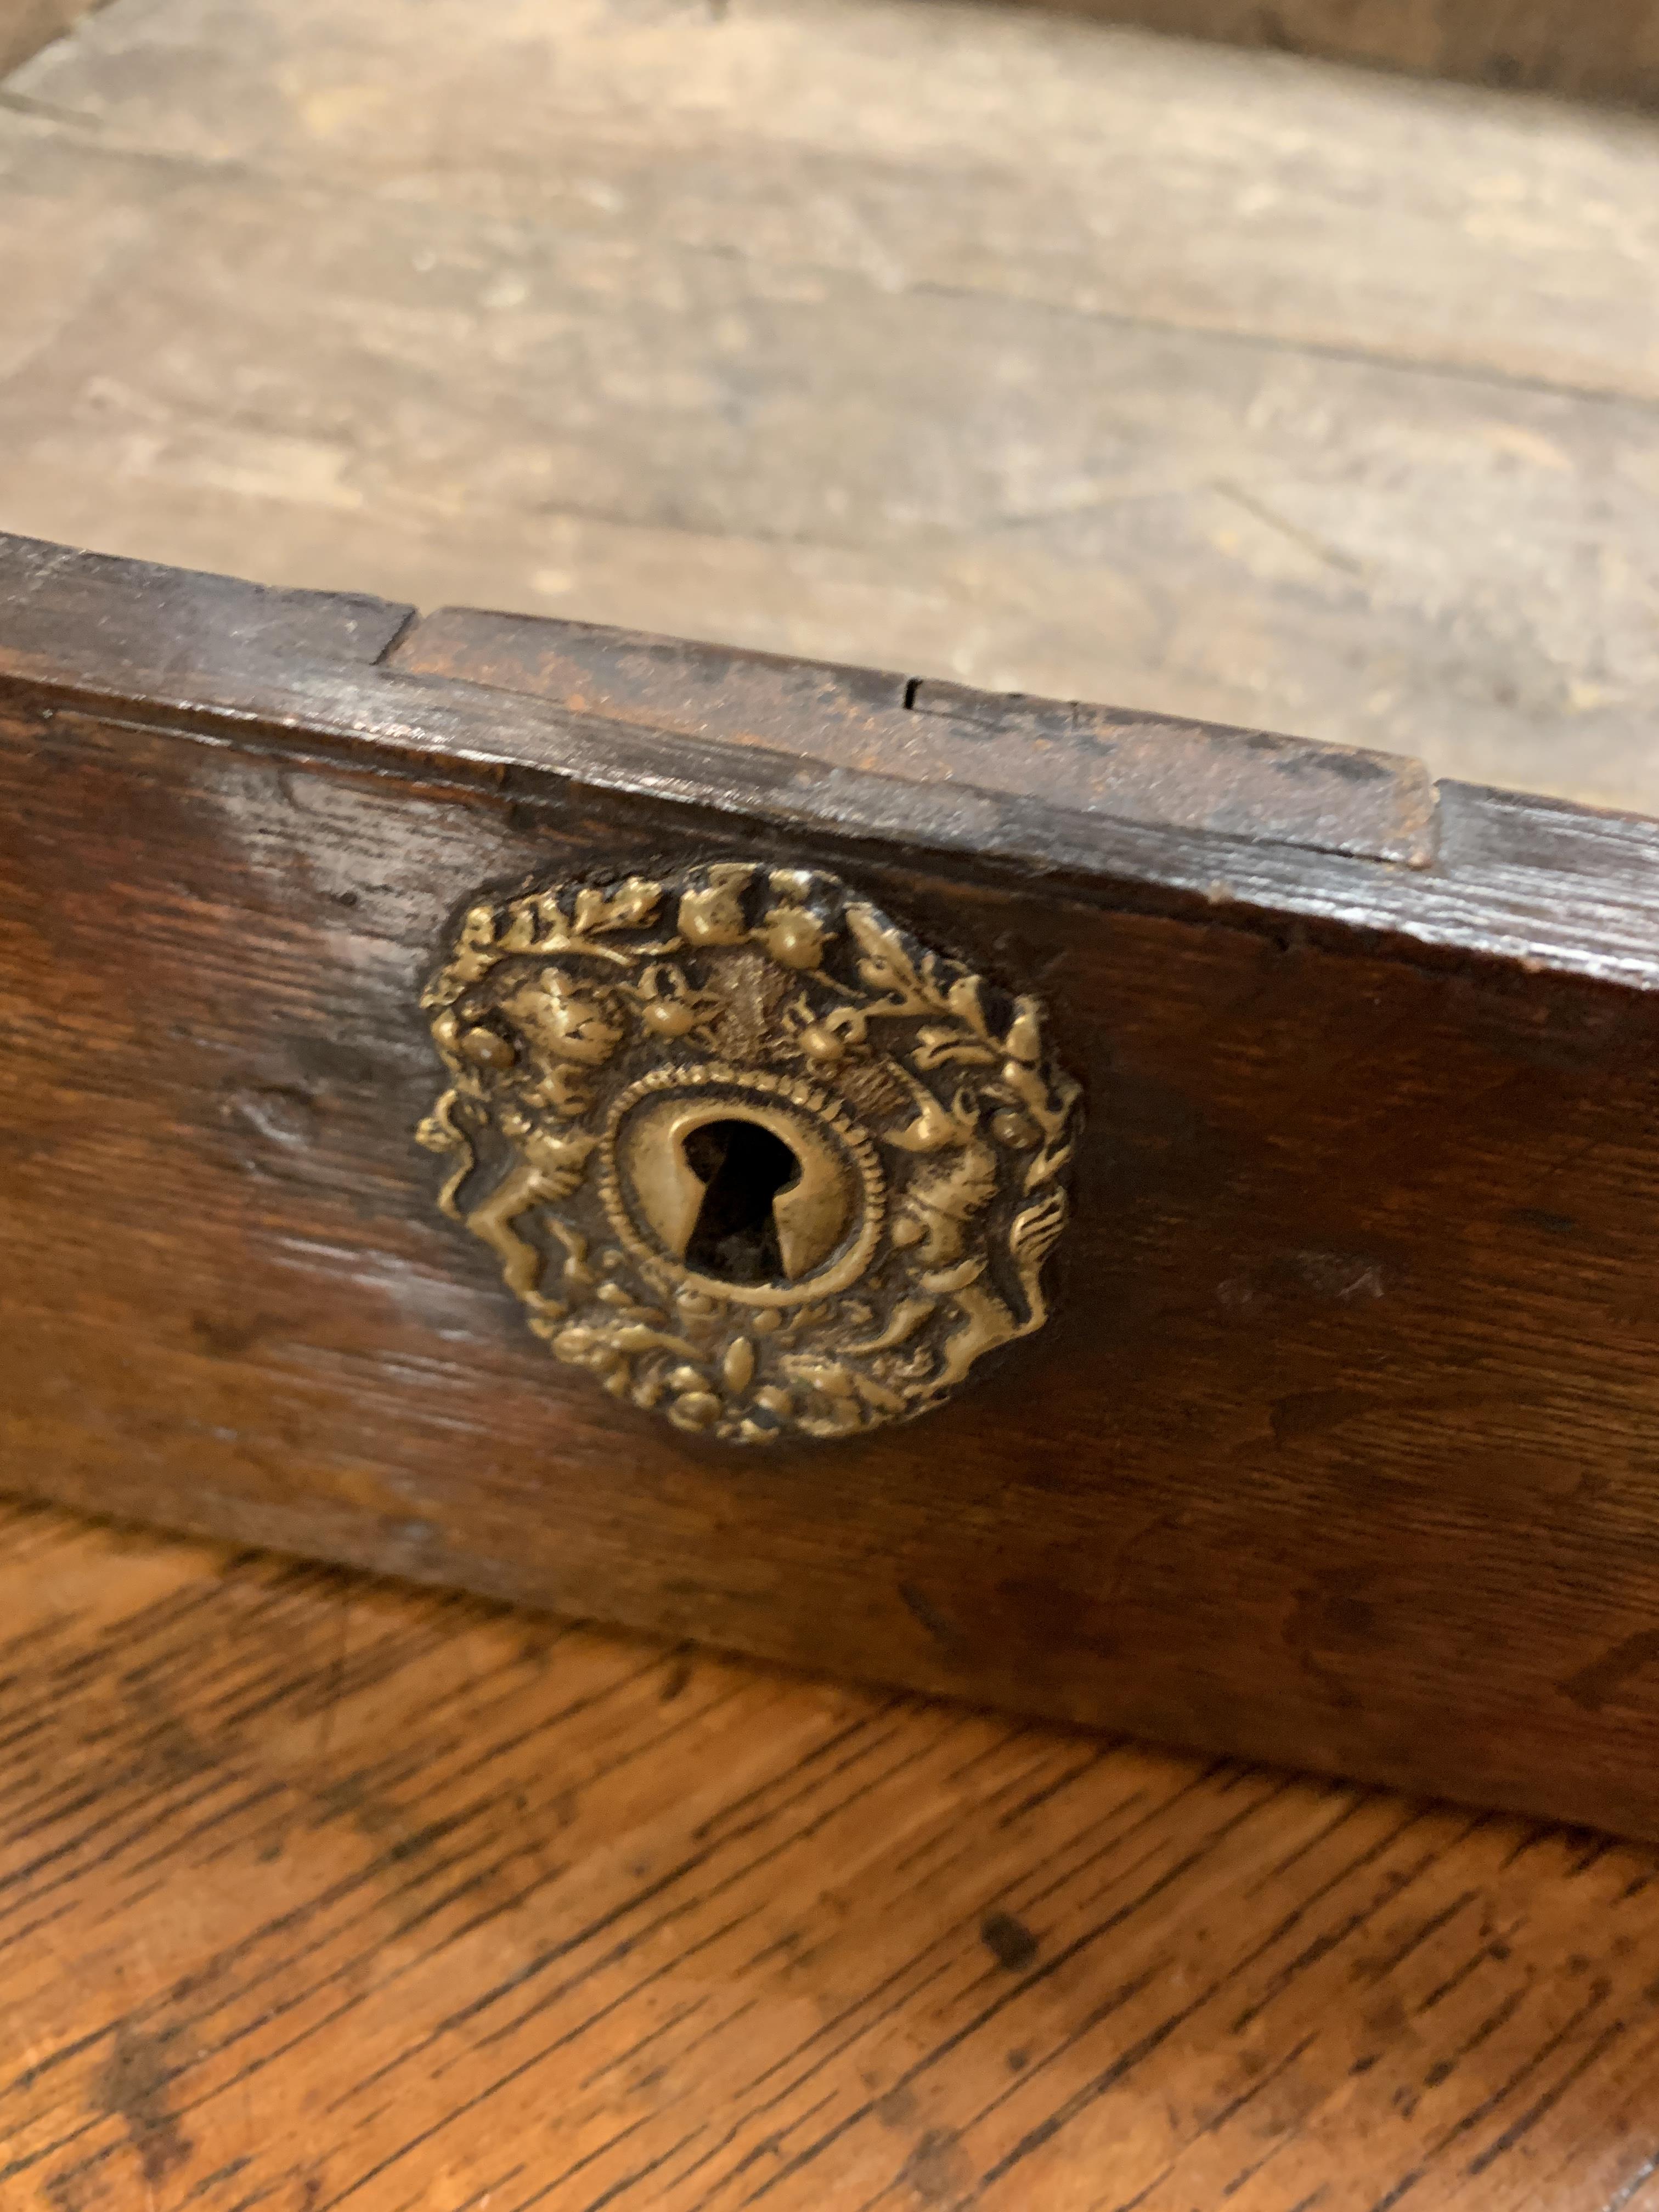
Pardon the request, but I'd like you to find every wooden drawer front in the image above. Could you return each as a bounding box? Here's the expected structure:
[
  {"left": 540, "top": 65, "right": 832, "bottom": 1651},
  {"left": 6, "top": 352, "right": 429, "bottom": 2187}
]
[{"left": 4, "top": 530, "right": 1659, "bottom": 1838}]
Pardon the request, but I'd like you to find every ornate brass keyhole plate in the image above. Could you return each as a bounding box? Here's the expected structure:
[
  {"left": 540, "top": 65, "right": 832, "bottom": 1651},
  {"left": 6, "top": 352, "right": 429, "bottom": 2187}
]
[{"left": 417, "top": 862, "right": 1080, "bottom": 1442}]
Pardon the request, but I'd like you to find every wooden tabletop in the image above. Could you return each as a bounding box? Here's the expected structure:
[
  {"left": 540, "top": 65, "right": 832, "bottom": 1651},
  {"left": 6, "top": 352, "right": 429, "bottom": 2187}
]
[
  {"left": 5, "top": 0, "right": 1659, "bottom": 813},
  {"left": 2, "top": 1495, "right": 1657, "bottom": 2212}
]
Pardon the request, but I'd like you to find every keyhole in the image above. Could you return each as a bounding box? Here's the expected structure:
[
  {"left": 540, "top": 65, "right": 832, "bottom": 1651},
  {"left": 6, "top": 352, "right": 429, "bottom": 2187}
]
[{"left": 682, "top": 1119, "right": 801, "bottom": 1284}]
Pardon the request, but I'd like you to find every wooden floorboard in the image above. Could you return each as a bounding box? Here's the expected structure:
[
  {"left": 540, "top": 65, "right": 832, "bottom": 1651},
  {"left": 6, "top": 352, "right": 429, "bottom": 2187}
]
[{"left": 0, "top": 1498, "right": 1657, "bottom": 2212}]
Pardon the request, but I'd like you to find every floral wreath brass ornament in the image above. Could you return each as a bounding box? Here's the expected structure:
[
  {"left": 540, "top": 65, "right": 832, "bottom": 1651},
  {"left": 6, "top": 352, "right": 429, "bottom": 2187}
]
[{"left": 417, "top": 862, "right": 1080, "bottom": 1442}]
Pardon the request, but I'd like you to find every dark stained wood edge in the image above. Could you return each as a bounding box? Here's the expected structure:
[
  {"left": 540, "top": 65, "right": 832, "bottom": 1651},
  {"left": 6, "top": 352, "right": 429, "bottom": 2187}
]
[
  {"left": 390, "top": 603, "right": 1440, "bottom": 868},
  {"left": 0, "top": 0, "right": 112, "bottom": 80},
  {"left": 3, "top": 533, "right": 1658, "bottom": 994},
  {"left": 0, "top": 529, "right": 415, "bottom": 671},
  {"left": 991, "top": 0, "right": 1659, "bottom": 111}
]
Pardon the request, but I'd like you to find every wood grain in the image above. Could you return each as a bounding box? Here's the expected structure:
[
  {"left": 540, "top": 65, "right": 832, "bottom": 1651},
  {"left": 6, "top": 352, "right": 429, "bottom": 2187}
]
[
  {"left": 389, "top": 604, "right": 1441, "bottom": 865},
  {"left": 3, "top": 0, "right": 1658, "bottom": 809},
  {"left": 4, "top": 1493, "right": 1659, "bottom": 2211},
  {"left": 8, "top": 535, "right": 1659, "bottom": 1844}
]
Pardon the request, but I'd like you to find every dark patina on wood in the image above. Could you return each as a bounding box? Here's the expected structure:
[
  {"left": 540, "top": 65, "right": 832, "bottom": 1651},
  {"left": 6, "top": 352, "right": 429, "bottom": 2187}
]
[
  {"left": 4, "top": 529, "right": 1659, "bottom": 1839},
  {"left": 1006, "top": 0, "right": 1659, "bottom": 109}
]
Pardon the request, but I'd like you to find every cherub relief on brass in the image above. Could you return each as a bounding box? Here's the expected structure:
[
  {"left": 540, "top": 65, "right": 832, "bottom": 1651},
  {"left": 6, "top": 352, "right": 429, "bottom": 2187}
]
[{"left": 417, "top": 862, "right": 1080, "bottom": 1442}]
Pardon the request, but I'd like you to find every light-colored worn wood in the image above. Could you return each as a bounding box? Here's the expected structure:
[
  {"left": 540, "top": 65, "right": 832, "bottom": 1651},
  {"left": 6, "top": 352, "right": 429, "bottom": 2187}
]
[
  {"left": 10, "top": 0, "right": 1659, "bottom": 398},
  {"left": 2, "top": 1496, "right": 1659, "bottom": 2211},
  {"left": 2, "top": 0, "right": 1658, "bottom": 809}
]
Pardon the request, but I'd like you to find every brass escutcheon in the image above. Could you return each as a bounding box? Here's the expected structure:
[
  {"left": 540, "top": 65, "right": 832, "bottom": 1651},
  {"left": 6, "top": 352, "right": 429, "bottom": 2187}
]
[{"left": 417, "top": 861, "right": 1080, "bottom": 1442}]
